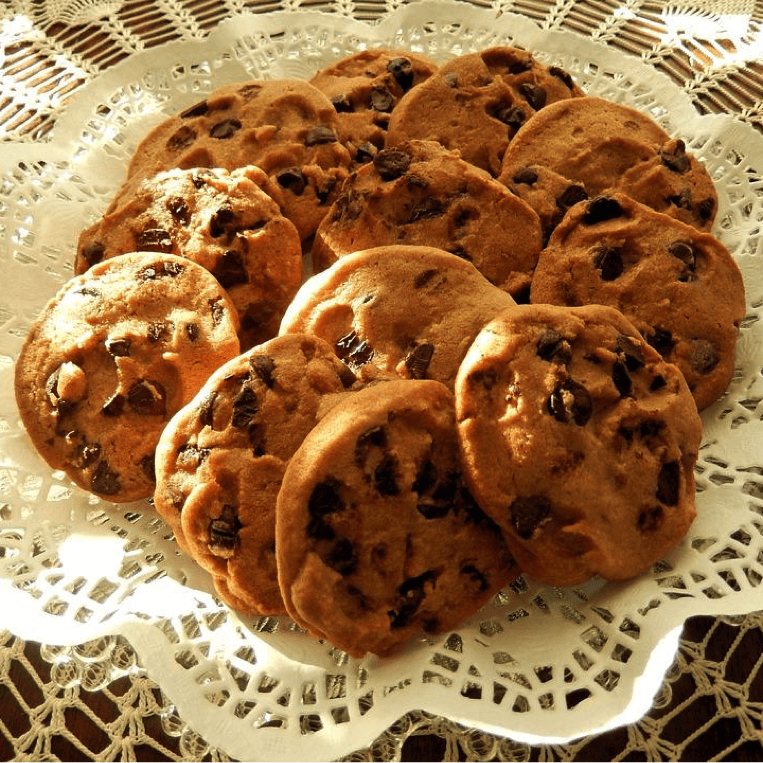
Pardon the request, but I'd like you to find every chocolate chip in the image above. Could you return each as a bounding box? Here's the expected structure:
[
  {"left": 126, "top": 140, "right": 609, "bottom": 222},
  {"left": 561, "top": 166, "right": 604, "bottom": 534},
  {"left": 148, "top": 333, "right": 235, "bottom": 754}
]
[
  {"left": 231, "top": 384, "right": 258, "bottom": 428},
  {"left": 276, "top": 166, "right": 307, "bottom": 195},
  {"left": 388, "top": 570, "right": 437, "bottom": 628},
  {"left": 493, "top": 103, "right": 525, "bottom": 132},
  {"left": 325, "top": 537, "right": 358, "bottom": 575},
  {"left": 519, "top": 82, "right": 547, "bottom": 110},
  {"left": 405, "top": 343, "right": 434, "bottom": 380},
  {"left": 210, "top": 118, "right": 241, "bottom": 139},
  {"left": 668, "top": 241, "right": 697, "bottom": 281},
  {"left": 690, "top": 340, "right": 719, "bottom": 374},
  {"left": 460, "top": 564, "right": 489, "bottom": 592},
  {"left": 370, "top": 87, "right": 394, "bottom": 112},
  {"left": 136, "top": 228, "right": 173, "bottom": 253},
  {"left": 583, "top": 196, "right": 623, "bottom": 224},
  {"left": 373, "top": 148, "right": 411, "bottom": 180},
  {"left": 549, "top": 66, "right": 575, "bottom": 89},
  {"left": 413, "top": 459, "right": 437, "bottom": 495},
  {"left": 547, "top": 379, "right": 592, "bottom": 425},
  {"left": 355, "top": 142, "right": 377, "bottom": 163},
  {"left": 650, "top": 374, "right": 667, "bottom": 391},
  {"left": 335, "top": 330, "right": 374, "bottom": 369},
  {"left": 250, "top": 355, "right": 276, "bottom": 388},
  {"left": 536, "top": 329, "right": 571, "bottom": 364},
  {"left": 248, "top": 422, "right": 266, "bottom": 457},
  {"left": 510, "top": 496, "right": 552, "bottom": 540},
  {"left": 468, "top": 369, "right": 498, "bottom": 390},
  {"left": 209, "top": 206, "right": 236, "bottom": 238},
  {"left": 667, "top": 188, "right": 693, "bottom": 211},
  {"left": 185, "top": 323, "right": 198, "bottom": 341},
  {"left": 180, "top": 100, "right": 209, "bottom": 119},
  {"left": 387, "top": 57, "right": 414, "bottom": 91},
  {"left": 140, "top": 454, "right": 156, "bottom": 483},
  {"left": 612, "top": 359, "right": 633, "bottom": 397},
  {"left": 697, "top": 197, "right": 715, "bottom": 222},
  {"left": 374, "top": 453, "right": 400, "bottom": 496},
  {"left": 74, "top": 438, "right": 102, "bottom": 468},
  {"left": 307, "top": 478, "right": 345, "bottom": 540},
  {"left": 211, "top": 249, "right": 248, "bottom": 289},
  {"left": 354, "top": 426, "right": 387, "bottom": 469},
  {"left": 413, "top": 268, "right": 438, "bottom": 288},
  {"left": 177, "top": 444, "right": 209, "bottom": 469},
  {"left": 167, "top": 125, "right": 197, "bottom": 151},
  {"left": 646, "top": 329, "right": 675, "bottom": 360},
  {"left": 637, "top": 506, "right": 663, "bottom": 531},
  {"left": 208, "top": 298, "right": 225, "bottom": 326},
  {"left": 331, "top": 93, "right": 353, "bottom": 113},
  {"left": 198, "top": 392, "right": 217, "bottom": 428},
  {"left": 139, "top": 260, "right": 183, "bottom": 279},
  {"left": 615, "top": 335, "right": 645, "bottom": 371},
  {"left": 127, "top": 380, "right": 166, "bottom": 416},
  {"left": 657, "top": 461, "right": 680, "bottom": 505},
  {"left": 593, "top": 245, "right": 624, "bottom": 281},
  {"left": 91, "top": 460, "right": 121, "bottom": 495},
  {"left": 81, "top": 241, "right": 105, "bottom": 267},
  {"left": 444, "top": 72, "right": 458, "bottom": 88},
  {"left": 660, "top": 139, "right": 689, "bottom": 173},
  {"left": 101, "top": 392, "right": 125, "bottom": 416},
  {"left": 556, "top": 184, "right": 588, "bottom": 209},
  {"left": 512, "top": 166, "right": 538, "bottom": 185},
  {"left": 304, "top": 125, "right": 337, "bottom": 146},
  {"left": 166, "top": 196, "right": 191, "bottom": 225},
  {"left": 209, "top": 504, "right": 241, "bottom": 555},
  {"left": 409, "top": 198, "right": 445, "bottom": 222}
]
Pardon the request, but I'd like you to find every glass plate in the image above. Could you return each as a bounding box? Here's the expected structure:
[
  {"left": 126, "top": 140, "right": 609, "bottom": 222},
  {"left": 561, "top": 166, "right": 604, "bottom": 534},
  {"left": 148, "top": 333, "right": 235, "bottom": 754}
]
[{"left": 1, "top": 3, "right": 762, "bottom": 760}]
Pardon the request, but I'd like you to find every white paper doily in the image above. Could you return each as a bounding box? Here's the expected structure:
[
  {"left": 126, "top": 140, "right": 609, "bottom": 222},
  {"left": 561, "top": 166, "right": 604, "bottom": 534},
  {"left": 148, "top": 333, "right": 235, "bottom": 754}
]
[{"left": 1, "top": 3, "right": 763, "bottom": 760}]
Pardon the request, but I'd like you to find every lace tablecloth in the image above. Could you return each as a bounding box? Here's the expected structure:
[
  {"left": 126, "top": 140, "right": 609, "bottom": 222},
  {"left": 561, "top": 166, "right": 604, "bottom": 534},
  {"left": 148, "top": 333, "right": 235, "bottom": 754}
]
[{"left": 2, "top": 0, "right": 763, "bottom": 760}]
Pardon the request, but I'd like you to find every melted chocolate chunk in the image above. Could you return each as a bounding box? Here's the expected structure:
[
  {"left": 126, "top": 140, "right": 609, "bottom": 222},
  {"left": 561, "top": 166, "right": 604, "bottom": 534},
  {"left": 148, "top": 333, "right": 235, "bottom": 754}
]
[
  {"left": 519, "top": 82, "right": 547, "bottom": 110},
  {"left": 167, "top": 196, "right": 191, "bottom": 225},
  {"left": 647, "top": 327, "right": 675, "bottom": 356},
  {"left": 91, "top": 460, "right": 121, "bottom": 495},
  {"left": 209, "top": 504, "right": 241, "bottom": 554},
  {"left": 373, "top": 148, "right": 411, "bottom": 180},
  {"left": 167, "top": 125, "right": 197, "bottom": 151},
  {"left": 387, "top": 57, "right": 414, "bottom": 91},
  {"left": 583, "top": 196, "right": 624, "bottom": 225},
  {"left": 81, "top": 241, "right": 105, "bottom": 267},
  {"left": 370, "top": 87, "right": 394, "bottom": 112},
  {"left": 510, "top": 495, "right": 552, "bottom": 540},
  {"left": 536, "top": 329, "right": 571, "bottom": 364},
  {"left": 513, "top": 166, "right": 538, "bottom": 185},
  {"left": 374, "top": 453, "right": 400, "bottom": 496},
  {"left": 213, "top": 249, "right": 248, "bottom": 289},
  {"left": 405, "top": 343, "right": 435, "bottom": 380},
  {"left": 547, "top": 379, "right": 592, "bottom": 425},
  {"left": 231, "top": 384, "right": 258, "bottom": 428},
  {"left": 335, "top": 330, "right": 374, "bottom": 369},
  {"left": 657, "top": 460, "right": 680, "bottom": 505},
  {"left": 304, "top": 125, "right": 338, "bottom": 146},
  {"left": 250, "top": 355, "right": 276, "bottom": 388},
  {"left": 276, "top": 167, "right": 307, "bottom": 195},
  {"left": 136, "top": 228, "right": 173, "bottom": 253},
  {"left": 389, "top": 570, "right": 437, "bottom": 628},
  {"left": 210, "top": 118, "right": 241, "bottom": 139},
  {"left": 105, "top": 337, "right": 131, "bottom": 357},
  {"left": 180, "top": 100, "right": 209, "bottom": 119},
  {"left": 127, "top": 380, "right": 166, "bottom": 416}
]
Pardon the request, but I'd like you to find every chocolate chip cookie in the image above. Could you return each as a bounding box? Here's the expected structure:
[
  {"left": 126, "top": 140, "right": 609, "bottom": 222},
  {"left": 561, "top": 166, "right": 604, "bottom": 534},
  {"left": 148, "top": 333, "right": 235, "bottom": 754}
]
[
  {"left": 15, "top": 253, "right": 241, "bottom": 503},
  {"left": 276, "top": 379, "right": 518, "bottom": 657},
  {"left": 530, "top": 194, "right": 746, "bottom": 410},
  {"left": 76, "top": 166, "right": 303, "bottom": 350},
  {"left": 386, "top": 46, "right": 583, "bottom": 177},
  {"left": 455, "top": 303, "right": 703, "bottom": 587},
  {"left": 153, "top": 333, "right": 358, "bottom": 615},
  {"left": 309, "top": 49, "right": 439, "bottom": 165},
  {"left": 500, "top": 97, "right": 717, "bottom": 233},
  {"left": 279, "top": 244, "right": 516, "bottom": 389},
  {"left": 313, "top": 140, "right": 543, "bottom": 300},
  {"left": 114, "top": 79, "right": 354, "bottom": 242}
]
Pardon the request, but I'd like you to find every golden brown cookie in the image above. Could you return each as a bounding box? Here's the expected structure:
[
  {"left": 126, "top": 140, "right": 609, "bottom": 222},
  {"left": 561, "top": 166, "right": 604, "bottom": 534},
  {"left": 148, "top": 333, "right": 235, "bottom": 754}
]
[
  {"left": 313, "top": 140, "right": 543, "bottom": 300},
  {"left": 15, "top": 253, "right": 240, "bottom": 503},
  {"left": 276, "top": 379, "right": 518, "bottom": 657},
  {"left": 530, "top": 193, "right": 746, "bottom": 410},
  {"left": 279, "top": 244, "right": 516, "bottom": 389},
  {"left": 153, "top": 333, "right": 358, "bottom": 615},
  {"left": 455, "top": 303, "right": 703, "bottom": 587},
  {"left": 76, "top": 166, "right": 303, "bottom": 350}
]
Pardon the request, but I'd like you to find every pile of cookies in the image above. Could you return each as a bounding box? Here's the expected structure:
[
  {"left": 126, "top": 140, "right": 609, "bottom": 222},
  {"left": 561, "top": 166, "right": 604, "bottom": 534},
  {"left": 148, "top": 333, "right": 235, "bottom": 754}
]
[{"left": 15, "top": 46, "right": 746, "bottom": 658}]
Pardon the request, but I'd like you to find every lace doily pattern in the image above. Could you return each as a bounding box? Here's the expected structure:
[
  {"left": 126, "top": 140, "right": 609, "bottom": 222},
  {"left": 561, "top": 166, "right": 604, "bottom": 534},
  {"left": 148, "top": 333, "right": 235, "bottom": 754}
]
[{"left": 1, "top": 1, "right": 763, "bottom": 761}]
